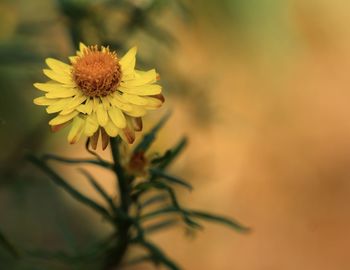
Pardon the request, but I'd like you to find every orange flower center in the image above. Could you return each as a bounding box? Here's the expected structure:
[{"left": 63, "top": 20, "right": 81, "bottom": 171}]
[{"left": 72, "top": 46, "right": 122, "bottom": 97}]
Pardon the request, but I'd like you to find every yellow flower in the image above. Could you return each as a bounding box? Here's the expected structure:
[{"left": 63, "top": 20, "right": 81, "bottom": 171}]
[{"left": 34, "top": 43, "right": 164, "bottom": 149}]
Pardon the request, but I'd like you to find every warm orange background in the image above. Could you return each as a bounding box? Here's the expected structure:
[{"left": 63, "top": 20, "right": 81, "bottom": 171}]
[{"left": 2, "top": 0, "right": 350, "bottom": 269}]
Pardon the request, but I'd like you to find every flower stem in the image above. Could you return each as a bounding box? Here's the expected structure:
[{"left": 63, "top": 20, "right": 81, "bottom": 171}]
[{"left": 104, "top": 137, "right": 132, "bottom": 269}]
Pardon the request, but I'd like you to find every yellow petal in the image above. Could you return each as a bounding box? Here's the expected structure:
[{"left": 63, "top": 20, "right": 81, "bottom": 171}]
[
  {"left": 122, "top": 72, "right": 136, "bottom": 81},
  {"left": 121, "top": 69, "right": 157, "bottom": 86},
  {"left": 84, "top": 113, "right": 99, "bottom": 136},
  {"left": 96, "top": 104, "right": 108, "bottom": 126},
  {"left": 34, "top": 82, "right": 74, "bottom": 92},
  {"left": 46, "top": 98, "right": 73, "bottom": 113},
  {"left": 59, "top": 108, "right": 75, "bottom": 115},
  {"left": 120, "top": 46, "right": 137, "bottom": 75},
  {"left": 121, "top": 93, "right": 148, "bottom": 106},
  {"left": 34, "top": 83, "right": 52, "bottom": 92},
  {"left": 107, "top": 94, "right": 133, "bottom": 112},
  {"left": 104, "top": 119, "right": 119, "bottom": 137},
  {"left": 84, "top": 98, "right": 93, "bottom": 114},
  {"left": 118, "top": 84, "right": 162, "bottom": 96},
  {"left": 145, "top": 97, "right": 163, "bottom": 108},
  {"left": 67, "top": 116, "right": 85, "bottom": 144},
  {"left": 66, "top": 94, "right": 87, "bottom": 110},
  {"left": 76, "top": 99, "right": 93, "bottom": 114},
  {"left": 76, "top": 98, "right": 92, "bottom": 114},
  {"left": 125, "top": 106, "right": 146, "bottom": 117},
  {"left": 49, "top": 111, "right": 79, "bottom": 125},
  {"left": 101, "top": 96, "right": 111, "bottom": 109},
  {"left": 76, "top": 104, "right": 86, "bottom": 114},
  {"left": 45, "top": 58, "right": 71, "bottom": 74},
  {"left": 69, "top": 56, "right": 78, "bottom": 64},
  {"left": 45, "top": 87, "right": 77, "bottom": 98},
  {"left": 33, "top": 96, "right": 56, "bottom": 106},
  {"left": 43, "top": 69, "right": 73, "bottom": 85},
  {"left": 108, "top": 107, "right": 126, "bottom": 128},
  {"left": 79, "top": 42, "right": 87, "bottom": 54},
  {"left": 92, "top": 97, "right": 100, "bottom": 112}
]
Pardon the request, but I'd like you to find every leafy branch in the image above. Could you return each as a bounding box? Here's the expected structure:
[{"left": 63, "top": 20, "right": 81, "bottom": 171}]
[{"left": 25, "top": 114, "right": 249, "bottom": 270}]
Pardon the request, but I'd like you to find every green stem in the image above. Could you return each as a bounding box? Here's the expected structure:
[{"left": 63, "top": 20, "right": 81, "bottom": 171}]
[{"left": 104, "top": 137, "right": 132, "bottom": 269}]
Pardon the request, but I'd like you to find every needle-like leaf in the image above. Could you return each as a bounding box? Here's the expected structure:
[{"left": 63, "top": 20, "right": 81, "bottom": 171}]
[
  {"left": 150, "top": 168, "right": 192, "bottom": 191},
  {"left": 133, "top": 112, "right": 171, "bottom": 154},
  {"left": 0, "top": 231, "right": 18, "bottom": 258},
  {"left": 28, "top": 155, "right": 114, "bottom": 223}
]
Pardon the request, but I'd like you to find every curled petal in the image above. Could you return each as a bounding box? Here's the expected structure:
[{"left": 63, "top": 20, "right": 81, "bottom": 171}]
[
  {"left": 101, "top": 128, "right": 109, "bottom": 150},
  {"left": 151, "top": 94, "right": 165, "bottom": 103},
  {"left": 89, "top": 129, "right": 100, "bottom": 150},
  {"left": 121, "top": 126, "right": 135, "bottom": 144},
  {"left": 51, "top": 122, "right": 68, "bottom": 132},
  {"left": 68, "top": 116, "right": 85, "bottom": 144},
  {"left": 131, "top": 117, "right": 143, "bottom": 132}
]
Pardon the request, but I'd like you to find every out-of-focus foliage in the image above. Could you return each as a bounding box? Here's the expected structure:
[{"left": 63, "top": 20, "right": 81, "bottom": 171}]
[
  {"left": 0, "top": 0, "right": 191, "bottom": 269},
  {"left": 27, "top": 115, "right": 248, "bottom": 270}
]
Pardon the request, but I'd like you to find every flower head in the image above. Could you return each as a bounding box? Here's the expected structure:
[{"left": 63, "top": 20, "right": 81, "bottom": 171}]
[{"left": 34, "top": 43, "right": 164, "bottom": 149}]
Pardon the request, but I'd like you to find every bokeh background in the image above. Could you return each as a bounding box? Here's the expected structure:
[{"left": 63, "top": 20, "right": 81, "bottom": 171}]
[{"left": 2, "top": 0, "right": 350, "bottom": 269}]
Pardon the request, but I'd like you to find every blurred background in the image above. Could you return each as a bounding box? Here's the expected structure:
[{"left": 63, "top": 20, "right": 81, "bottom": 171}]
[{"left": 2, "top": 0, "right": 350, "bottom": 269}]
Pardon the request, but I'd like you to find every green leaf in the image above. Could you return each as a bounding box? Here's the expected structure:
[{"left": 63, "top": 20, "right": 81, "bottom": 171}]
[
  {"left": 144, "top": 218, "right": 179, "bottom": 234},
  {"left": 41, "top": 153, "right": 112, "bottom": 168},
  {"left": 156, "top": 137, "right": 188, "bottom": 170},
  {"left": 135, "top": 181, "right": 201, "bottom": 229},
  {"left": 134, "top": 182, "right": 180, "bottom": 209},
  {"left": 28, "top": 156, "right": 114, "bottom": 223},
  {"left": 140, "top": 194, "right": 169, "bottom": 208},
  {"left": 0, "top": 231, "right": 18, "bottom": 258},
  {"left": 140, "top": 206, "right": 176, "bottom": 220},
  {"left": 78, "top": 168, "right": 123, "bottom": 218},
  {"left": 138, "top": 240, "right": 180, "bottom": 270},
  {"left": 151, "top": 150, "right": 172, "bottom": 165},
  {"left": 150, "top": 168, "right": 192, "bottom": 191},
  {"left": 144, "top": 181, "right": 198, "bottom": 228},
  {"left": 124, "top": 255, "right": 153, "bottom": 267},
  {"left": 133, "top": 112, "right": 171, "bottom": 154},
  {"left": 188, "top": 210, "right": 250, "bottom": 233}
]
